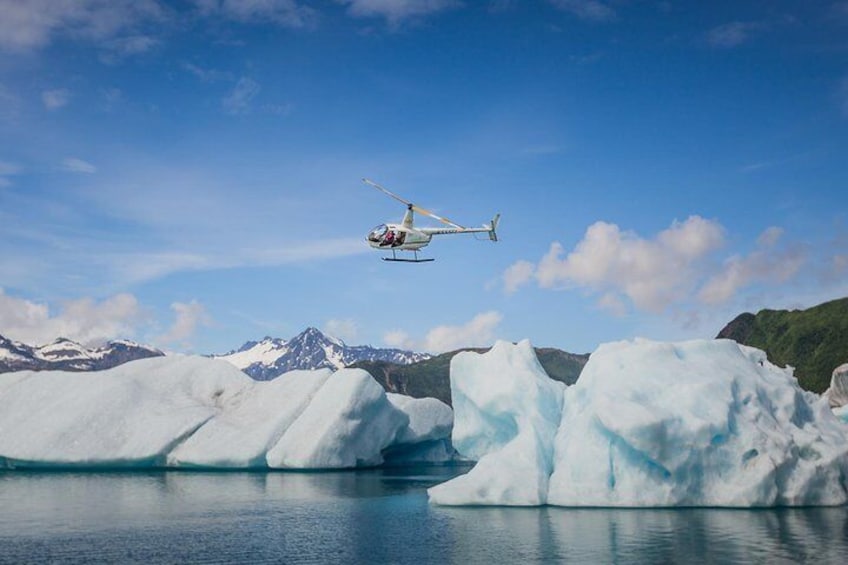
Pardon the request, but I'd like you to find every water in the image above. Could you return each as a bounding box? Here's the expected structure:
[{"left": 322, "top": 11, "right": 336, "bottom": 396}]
[{"left": 2, "top": 466, "right": 847, "bottom": 564}]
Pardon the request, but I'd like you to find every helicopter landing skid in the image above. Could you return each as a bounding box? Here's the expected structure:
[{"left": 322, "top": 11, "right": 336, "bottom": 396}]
[
  {"left": 383, "top": 257, "right": 435, "bottom": 263},
  {"left": 382, "top": 250, "right": 434, "bottom": 263}
]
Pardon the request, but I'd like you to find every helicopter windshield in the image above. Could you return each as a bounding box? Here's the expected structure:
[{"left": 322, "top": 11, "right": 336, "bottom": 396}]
[{"left": 367, "top": 224, "right": 388, "bottom": 243}]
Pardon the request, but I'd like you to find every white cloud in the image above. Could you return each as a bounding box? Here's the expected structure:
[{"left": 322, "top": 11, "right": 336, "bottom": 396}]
[
  {"left": 156, "top": 300, "right": 211, "bottom": 346},
  {"left": 383, "top": 329, "right": 412, "bottom": 349},
  {"left": 547, "top": 0, "right": 615, "bottom": 22},
  {"left": 193, "top": 0, "right": 315, "bottom": 28},
  {"left": 424, "top": 311, "right": 504, "bottom": 352},
  {"left": 103, "top": 34, "right": 160, "bottom": 56},
  {"left": 0, "top": 160, "right": 21, "bottom": 187},
  {"left": 324, "top": 318, "right": 358, "bottom": 343},
  {"left": 62, "top": 157, "right": 97, "bottom": 174},
  {"left": 532, "top": 216, "right": 725, "bottom": 313},
  {"left": 42, "top": 89, "right": 70, "bottom": 110},
  {"left": 107, "top": 238, "right": 369, "bottom": 286},
  {"left": 222, "top": 77, "right": 260, "bottom": 115},
  {"left": 0, "top": 289, "right": 142, "bottom": 346},
  {"left": 705, "top": 21, "right": 761, "bottom": 48},
  {"left": 0, "top": 0, "right": 167, "bottom": 52},
  {"left": 0, "top": 161, "right": 20, "bottom": 176},
  {"left": 597, "top": 292, "right": 626, "bottom": 316},
  {"left": 698, "top": 227, "right": 807, "bottom": 305},
  {"left": 833, "top": 254, "right": 848, "bottom": 277},
  {"left": 756, "top": 226, "right": 783, "bottom": 247},
  {"left": 182, "top": 62, "right": 234, "bottom": 83},
  {"left": 503, "top": 259, "right": 535, "bottom": 294},
  {"left": 384, "top": 311, "right": 504, "bottom": 353},
  {"left": 337, "top": 0, "right": 460, "bottom": 26}
]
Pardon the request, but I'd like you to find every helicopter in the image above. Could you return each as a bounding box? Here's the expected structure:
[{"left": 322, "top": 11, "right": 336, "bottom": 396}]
[{"left": 362, "top": 178, "right": 500, "bottom": 262}]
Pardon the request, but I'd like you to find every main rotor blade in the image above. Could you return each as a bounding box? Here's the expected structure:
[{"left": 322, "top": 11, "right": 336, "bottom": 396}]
[
  {"left": 363, "top": 178, "right": 466, "bottom": 229},
  {"left": 411, "top": 204, "right": 465, "bottom": 229},
  {"left": 362, "top": 178, "right": 412, "bottom": 207}
]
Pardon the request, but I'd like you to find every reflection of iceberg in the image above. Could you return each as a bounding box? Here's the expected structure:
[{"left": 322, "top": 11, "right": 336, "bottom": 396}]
[
  {"left": 432, "top": 506, "right": 848, "bottom": 563},
  {"left": 0, "top": 357, "right": 453, "bottom": 469},
  {"left": 430, "top": 339, "right": 848, "bottom": 507}
]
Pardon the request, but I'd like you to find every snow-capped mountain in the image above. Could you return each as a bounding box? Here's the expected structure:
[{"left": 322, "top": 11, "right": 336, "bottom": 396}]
[
  {"left": 0, "top": 334, "right": 164, "bottom": 373},
  {"left": 214, "top": 327, "right": 431, "bottom": 381}
]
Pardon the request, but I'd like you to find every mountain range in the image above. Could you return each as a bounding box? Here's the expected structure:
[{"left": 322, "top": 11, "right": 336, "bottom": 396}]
[
  {"left": 0, "top": 335, "right": 163, "bottom": 373},
  {"left": 7, "top": 294, "right": 843, "bottom": 399},
  {"left": 716, "top": 296, "right": 848, "bottom": 393},
  {"left": 211, "top": 327, "right": 432, "bottom": 380}
]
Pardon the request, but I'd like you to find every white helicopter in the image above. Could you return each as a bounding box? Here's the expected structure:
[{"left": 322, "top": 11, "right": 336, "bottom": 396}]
[{"left": 363, "top": 178, "right": 500, "bottom": 262}]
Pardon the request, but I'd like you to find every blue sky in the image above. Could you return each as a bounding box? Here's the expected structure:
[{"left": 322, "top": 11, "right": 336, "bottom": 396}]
[{"left": 1, "top": 0, "right": 846, "bottom": 355}]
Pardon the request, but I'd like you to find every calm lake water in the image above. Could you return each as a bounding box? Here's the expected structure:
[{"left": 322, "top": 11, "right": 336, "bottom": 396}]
[{"left": 2, "top": 466, "right": 847, "bottom": 564}]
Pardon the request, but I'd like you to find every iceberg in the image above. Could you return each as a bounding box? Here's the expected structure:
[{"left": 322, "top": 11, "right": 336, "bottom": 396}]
[
  {"left": 429, "top": 339, "right": 848, "bottom": 507},
  {"left": 428, "top": 340, "right": 564, "bottom": 505},
  {"left": 386, "top": 393, "right": 453, "bottom": 445},
  {"left": 0, "top": 356, "right": 251, "bottom": 467},
  {"left": 825, "top": 363, "right": 848, "bottom": 408},
  {"left": 382, "top": 393, "right": 455, "bottom": 465},
  {"left": 0, "top": 358, "right": 452, "bottom": 469},
  {"left": 266, "top": 368, "right": 408, "bottom": 468},
  {"left": 167, "top": 369, "right": 333, "bottom": 468}
]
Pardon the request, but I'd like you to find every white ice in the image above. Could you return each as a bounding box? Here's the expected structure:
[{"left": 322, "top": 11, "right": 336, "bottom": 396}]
[
  {"left": 382, "top": 393, "right": 455, "bottom": 465},
  {"left": 428, "top": 340, "right": 564, "bottom": 505},
  {"left": 0, "top": 358, "right": 452, "bottom": 469},
  {"left": 0, "top": 356, "right": 251, "bottom": 467},
  {"left": 266, "top": 368, "right": 408, "bottom": 468},
  {"left": 167, "top": 369, "right": 333, "bottom": 468},
  {"left": 825, "top": 363, "right": 848, "bottom": 408},
  {"left": 429, "top": 338, "right": 848, "bottom": 507}
]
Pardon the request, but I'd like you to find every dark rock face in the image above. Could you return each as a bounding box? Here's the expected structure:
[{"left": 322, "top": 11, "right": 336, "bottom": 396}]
[{"left": 716, "top": 312, "right": 757, "bottom": 343}]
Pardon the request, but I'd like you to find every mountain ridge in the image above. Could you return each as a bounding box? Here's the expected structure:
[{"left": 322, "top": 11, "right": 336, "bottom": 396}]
[
  {"left": 213, "top": 327, "right": 432, "bottom": 380},
  {"left": 352, "top": 346, "right": 590, "bottom": 406},
  {"left": 0, "top": 335, "right": 164, "bottom": 373},
  {"left": 716, "top": 296, "right": 848, "bottom": 393}
]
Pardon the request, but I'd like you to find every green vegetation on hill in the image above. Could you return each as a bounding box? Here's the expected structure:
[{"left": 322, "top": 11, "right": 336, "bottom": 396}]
[
  {"left": 352, "top": 347, "right": 588, "bottom": 406},
  {"left": 716, "top": 297, "right": 848, "bottom": 393}
]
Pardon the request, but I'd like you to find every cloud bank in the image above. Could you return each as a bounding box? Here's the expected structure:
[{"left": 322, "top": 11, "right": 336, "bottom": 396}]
[
  {"left": 0, "top": 0, "right": 167, "bottom": 52},
  {"left": 384, "top": 310, "right": 503, "bottom": 353},
  {"left": 0, "top": 290, "right": 142, "bottom": 346},
  {"left": 504, "top": 218, "right": 812, "bottom": 316}
]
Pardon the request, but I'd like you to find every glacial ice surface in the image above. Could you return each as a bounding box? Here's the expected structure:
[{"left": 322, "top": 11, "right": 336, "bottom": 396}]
[
  {"left": 825, "top": 363, "right": 848, "bottom": 408},
  {"left": 266, "top": 368, "right": 408, "bottom": 468},
  {"left": 0, "top": 358, "right": 452, "bottom": 469},
  {"left": 428, "top": 340, "right": 564, "bottom": 505},
  {"left": 429, "top": 339, "right": 848, "bottom": 507}
]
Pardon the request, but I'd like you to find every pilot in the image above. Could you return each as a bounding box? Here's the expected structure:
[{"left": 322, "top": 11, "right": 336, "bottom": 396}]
[{"left": 382, "top": 230, "right": 395, "bottom": 246}]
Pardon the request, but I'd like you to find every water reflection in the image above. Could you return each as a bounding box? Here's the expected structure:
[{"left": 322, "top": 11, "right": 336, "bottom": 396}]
[
  {"left": 1, "top": 470, "right": 847, "bottom": 564},
  {"left": 436, "top": 505, "right": 848, "bottom": 563}
]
